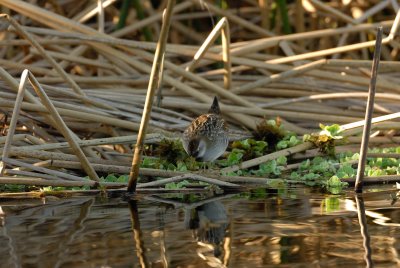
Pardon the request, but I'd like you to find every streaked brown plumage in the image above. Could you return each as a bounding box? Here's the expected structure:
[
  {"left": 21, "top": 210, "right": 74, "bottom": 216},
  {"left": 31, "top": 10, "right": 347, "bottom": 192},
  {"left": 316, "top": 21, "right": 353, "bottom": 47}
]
[{"left": 182, "top": 97, "right": 229, "bottom": 162}]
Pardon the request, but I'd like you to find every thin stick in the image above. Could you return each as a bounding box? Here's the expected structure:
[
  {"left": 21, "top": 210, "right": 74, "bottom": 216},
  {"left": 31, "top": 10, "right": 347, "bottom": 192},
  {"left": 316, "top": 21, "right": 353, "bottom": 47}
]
[
  {"left": 355, "top": 27, "right": 383, "bottom": 193},
  {"left": 232, "top": 59, "right": 326, "bottom": 94},
  {"left": 341, "top": 111, "right": 400, "bottom": 132},
  {"left": 136, "top": 173, "right": 241, "bottom": 188},
  {"left": 48, "top": 160, "right": 272, "bottom": 184},
  {"left": 16, "top": 133, "right": 163, "bottom": 151},
  {"left": 222, "top": 142, "right": 314, "bottom": 173},
  {"left": 221, "top": 18, "right": 231, "bottom": 89},
  {"left": 0, "top": 69, "right": 28, "bottom": 175},
  {"left": 178, "top": 17, "right": 231, "bottom": 89},
  {"left": 343, "top": 175, "right": 400, "bottom": 184},
  {"left": 0, "top": 176, "right": 126, "bottom": 188},
  {"left": 188, "top": 0, "right": 274, "bottom": 37},
  {"left": 97, "top": 0, "right": 105, "bottom": 77},
  {"left": 3, "top": 157, "right": 85, "bottom": 181},
  {"left": 0, "top": 99, "right": 142, "bottom": 131},
  {"left": 27, "top": 71, "right": 100, "bottom": 182},
  {"left": 5, "top": 169, "right": 60, "bottom": 180},
  {"left": 127, "top": 0, "right": 175, "bottom": 193},
  {"left": 259, "top": 92, "right": 400, "bottom": 109}
]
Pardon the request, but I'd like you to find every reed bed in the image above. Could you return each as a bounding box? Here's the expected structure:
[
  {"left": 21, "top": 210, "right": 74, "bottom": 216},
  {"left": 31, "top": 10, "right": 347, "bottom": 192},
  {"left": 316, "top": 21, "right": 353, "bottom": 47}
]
[{"left": 0, "top": 0, "right": 400, "bottom": 192}]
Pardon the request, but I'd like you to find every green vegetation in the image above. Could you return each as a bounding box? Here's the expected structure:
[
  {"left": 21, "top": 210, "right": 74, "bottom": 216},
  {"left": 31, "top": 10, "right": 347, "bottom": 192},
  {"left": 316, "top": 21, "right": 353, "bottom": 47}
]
[
  {"left": 3, "top": 121, "right": 400, "bottom": 195},
  {"left": 136, "top": 121, "right": 400, "bottom": 194},
  {"left": 304, "top": 124, "right": 343, "bottom": 156}
]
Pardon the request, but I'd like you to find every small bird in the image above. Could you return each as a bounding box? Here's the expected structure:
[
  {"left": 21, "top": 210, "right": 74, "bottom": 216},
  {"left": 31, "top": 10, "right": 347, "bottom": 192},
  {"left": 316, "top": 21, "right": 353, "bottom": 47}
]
[{"left": 182, "top": 96, "right": 229, "bottom": 163}]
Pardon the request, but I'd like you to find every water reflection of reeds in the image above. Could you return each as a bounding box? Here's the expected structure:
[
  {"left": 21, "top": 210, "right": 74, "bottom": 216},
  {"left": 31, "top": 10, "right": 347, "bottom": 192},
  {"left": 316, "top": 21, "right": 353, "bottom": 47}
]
[{"left": 0, "top": 192, "right": 399, "bottom": 267}]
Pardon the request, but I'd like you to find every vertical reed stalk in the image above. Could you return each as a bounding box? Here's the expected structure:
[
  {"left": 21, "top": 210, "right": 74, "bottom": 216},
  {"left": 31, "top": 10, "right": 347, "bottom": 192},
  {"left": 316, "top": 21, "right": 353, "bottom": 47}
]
[
  {"left": 221, "top": 18, "right": 231, "bottom": 89},
  {"left": 127, "top": 0, "right": 175, "bottom": 193},
  {"left": 0, "top": 70, "right": 28, "bottom": 175},
  {"left": 355, "top": 27, "right": 383, "bottom": 193}
]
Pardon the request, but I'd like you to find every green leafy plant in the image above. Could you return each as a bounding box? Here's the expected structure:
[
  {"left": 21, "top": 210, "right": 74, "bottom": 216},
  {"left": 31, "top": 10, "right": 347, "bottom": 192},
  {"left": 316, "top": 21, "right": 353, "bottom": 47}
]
[
  {"left": 252, "top": 118, "right": 286, "bottom": 149},
  {"left": 304, "top": 124, "right": 343, "bottom": 156},
  {"left": 165, "top": 180, "right": 191, "bottom": 189}
]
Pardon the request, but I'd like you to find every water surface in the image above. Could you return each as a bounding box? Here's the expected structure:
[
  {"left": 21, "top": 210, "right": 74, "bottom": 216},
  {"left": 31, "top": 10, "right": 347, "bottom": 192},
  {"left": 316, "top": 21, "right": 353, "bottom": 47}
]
[{"left": 1, "top": 186, "right": 399, "bottom": 267}]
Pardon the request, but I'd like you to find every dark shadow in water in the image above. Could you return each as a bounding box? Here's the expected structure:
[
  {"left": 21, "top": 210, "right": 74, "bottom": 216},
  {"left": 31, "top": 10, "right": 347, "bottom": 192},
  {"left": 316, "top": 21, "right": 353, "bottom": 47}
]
[
  {"left": 128, "top": 200, "right": 149, "bottom": 268},
  {"left": 355, "top": 195, "right": 373, "bottom": 268}
]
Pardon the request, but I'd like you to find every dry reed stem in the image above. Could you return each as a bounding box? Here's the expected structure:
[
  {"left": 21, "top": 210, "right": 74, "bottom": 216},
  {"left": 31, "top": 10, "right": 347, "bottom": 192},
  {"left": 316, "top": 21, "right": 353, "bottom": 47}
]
[
  {"left": 112, "top": 1, "right": 192, "bottom": 38},
  {"left": 355, "top": 27, "right": 383, "bottom": 193},
  {"left": 341, "top": 112, "right": 400, "bottom": 132},
  {"left": 230, "top": 21, "right": 393, "bottom": 56},
  {"left": 137, "top": 173, "right": 241, "bottom": 188},
  {"left": 189, "top": 0, "right": 274, "bottom": 37},
  {"left": 29, "top": 49, "right": 116, "bottom": 69},
  {"left": 3, "top": 157, "right": 85, "bottom": 181},
  {"left": 3, "top": 147, "right": 130, "bottom": 165},
  {"left": 221, "top": 17, "right": 231, "bottom": 89},
  {"left": 0, "top": 176, "right": 127, "bottom": 188},
  {"left": 343, "top": 175, "right": 400, "bottom": 184},
  {"left": 27, "top": 71, "right": 100, "bottom": 182},
  {"left": 258, "top": 92, "right": 400, "bottom": 109},
  {"left": 16, "top": 133, "right": 163, "bottom": 151},
  {"left": 47, "top": 160, "right": 271, "bottom": 184},
  {"left": 159, "top": 99, "right": 363, "bottom": 124},
  {"left": 5, "top": 169, "right": 60, "bottom": 180},
  {"left": 75, "top": 0, "right": 118, "bottom": 23},
  {"left": 0, "top": 99, "right": 142, "bottom": 131},
  {"left": 128, "top": 0, "right": 176, "bottom": 193},
  {"left": 178, "top": 17, "right": 231, "bottom": 90},
  {"left": 196, "top": 52, "right": 400, "bottom": 94},
  {"left": 0, "top": 70, "right": 28, "bottom": 174},
  {"left": 222, "top": 142, "right": 315, "bottom": 173},
  {"left": 267, "top": 10, "right": 400, "bottom": 64},
  {"left": 232, "top": 59, "right": 326, "bottom": 94}
]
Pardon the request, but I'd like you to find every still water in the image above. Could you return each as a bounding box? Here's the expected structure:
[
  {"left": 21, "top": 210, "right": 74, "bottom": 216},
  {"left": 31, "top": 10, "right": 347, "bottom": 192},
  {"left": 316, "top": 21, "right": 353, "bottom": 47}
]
[{"left": 0, "top": 186, "right": 399, "bottom": 268}]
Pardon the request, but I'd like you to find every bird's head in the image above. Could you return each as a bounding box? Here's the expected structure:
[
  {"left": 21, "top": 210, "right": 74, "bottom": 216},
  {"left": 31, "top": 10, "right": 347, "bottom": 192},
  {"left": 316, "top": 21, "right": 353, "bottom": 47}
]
[{"left": 187, "top": 137, "right": 207, "bottom": 161}]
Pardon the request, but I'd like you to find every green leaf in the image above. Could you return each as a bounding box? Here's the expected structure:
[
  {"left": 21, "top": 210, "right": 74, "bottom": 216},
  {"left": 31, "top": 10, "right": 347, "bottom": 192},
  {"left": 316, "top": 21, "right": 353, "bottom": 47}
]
[
  {"left": 276, "top": 156, "right": 287, "bottom": 166},
  {"left": 276, "top": 140, "right": 288, "bottom": 149},
  {"left": 116, "top": 175, "right": 129, "bottom": 182},
  {"left": 227, "top": 150, "right": 243, "bottom": 165},
  {"left": 165, "top": 179, "right": 191, "bottom": 189},
  {"left": 319, "top": 124, "right": 343, "bottom": 139},
  {"left": 299, "top": 159, "right": 311, "bottom": 170},
  {"left": 326, "top": 175, "right": 343, "bottom": 187},
  {"left": 288, "top": 135, "right": 301, "bottom": 146},
  {"left": 105, "top": 174, "right": 118, "bottom": 182},
  {"left": 290, "top": 171, "right": 301, "bottom": 180},
  {"left": 141, "top": 157, "right": 157, "bottom": 168},
  {"left": 337, "top": 164, "right": 356, "bottom": 178},
  {"left": 176, "top": 161, "right": 188, "bottom": 171}
]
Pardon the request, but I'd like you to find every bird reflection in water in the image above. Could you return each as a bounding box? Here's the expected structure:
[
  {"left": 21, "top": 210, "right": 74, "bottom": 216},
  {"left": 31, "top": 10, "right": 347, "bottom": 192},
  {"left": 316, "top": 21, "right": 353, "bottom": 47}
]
[{"left": 184, "top": 200, "right": 230, "bottom": 264}]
